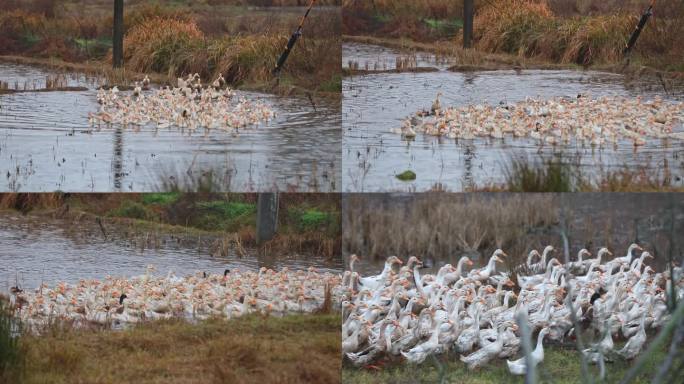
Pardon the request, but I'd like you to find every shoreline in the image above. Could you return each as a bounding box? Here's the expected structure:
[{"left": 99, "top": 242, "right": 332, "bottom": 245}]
[
  {"left": 342, "top": 35, "right": 684, "bottom": 81},
  {"left": 0, "top": 55, "right": 340, "bottom": 101}
]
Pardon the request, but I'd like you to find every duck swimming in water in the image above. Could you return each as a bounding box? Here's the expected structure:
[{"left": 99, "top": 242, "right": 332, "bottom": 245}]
[{"left": 394, "top": 95, "right": 684, "bottom": 145}]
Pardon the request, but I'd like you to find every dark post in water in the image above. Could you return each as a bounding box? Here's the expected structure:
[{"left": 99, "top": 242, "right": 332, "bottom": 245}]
[
  {"left": 113, "top": 0, "right": 124, "bottom": 68},
  {"left": 256, "top": 193, "right": 279, "bottom": 244},
  {"left": 463, "top": 0, "right": 474, "bottom": 49}
]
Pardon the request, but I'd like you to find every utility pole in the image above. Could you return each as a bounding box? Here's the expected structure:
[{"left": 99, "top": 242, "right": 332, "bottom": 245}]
[
  {"left": 256, "top": 193, "right": 279, "bottom": 244},
  {"left": 463, "top": 0, "right": 474, "bottom": 49},
  {"left": 113, "top": 0, "right": 124, "bottom": 68}
]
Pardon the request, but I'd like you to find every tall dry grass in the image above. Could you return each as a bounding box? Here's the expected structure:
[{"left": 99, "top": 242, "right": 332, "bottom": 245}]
[
  {"left": 343, "top": 0, "right": 684, "bottom": 71},
  {"left": 122, "top": 16, "right": 339, "bottom": 90},
  {"left": 474, "top": 0, "right": 684, "bottom": 69},
  {"left": 343, "top": 194, "right": 558, "bottom": 266},
  {"left": 123, "top": 17, "right": 206, "bottom": 76},
  {"left": 0, "top": 1, "right": 341, "bottom": 92},
  {"left": 0, "top": 193, "right": 65, "bottom": 213},
  {"left": 15, "top": 314, "right": 341, "bottom": 384},
  {"left": 344, "top": 194, "right": 683, "bottom": 273}
]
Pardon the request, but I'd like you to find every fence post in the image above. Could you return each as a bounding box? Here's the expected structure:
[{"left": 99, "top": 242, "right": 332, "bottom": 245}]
[
  {"left": 463, "top": 0, "right": 474, "bottom": 49},
  {"left": 256, "top": 193, "right": 279, "bottom": 244},
  {"left": 113, "top": 0, "right": 124, "bottom": 68}
]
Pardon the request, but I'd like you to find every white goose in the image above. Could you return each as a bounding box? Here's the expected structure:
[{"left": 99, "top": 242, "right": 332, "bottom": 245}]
[
  {"left": 507, "top": 328, "right": 549, "bottom": 375},
  {"left": 469, "top": 250, "right": 507, "bottom": 282}
]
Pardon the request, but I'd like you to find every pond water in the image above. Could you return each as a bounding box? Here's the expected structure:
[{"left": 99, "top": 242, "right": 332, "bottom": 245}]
[
  {"left": 0, "top": 213, "right": 343, "bottom": 291},
  {"left": 342, "top": 42, "right": 453, "bottom": 70},
  {"left": 0, "top": 63, "right": 341, "bottom": 192},
  {"left": 343, "top": 43, "right": 684, "bottom": 192}
]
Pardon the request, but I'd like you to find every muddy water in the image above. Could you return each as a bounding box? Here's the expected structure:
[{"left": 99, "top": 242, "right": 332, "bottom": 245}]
[
  {"left": 0, "top": 214, "right": 343, "bottom": 291},
  {"left": 343, "top": 193, "right": 684, "bottom": 275},
  {"left": 0, "top": 63, "right": 340, "bottom": 192},
  {"left": 343, "top": 43, "right": 684, "bottom": 192}
]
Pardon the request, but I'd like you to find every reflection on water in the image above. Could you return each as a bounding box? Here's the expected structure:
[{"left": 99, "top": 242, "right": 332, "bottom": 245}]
[
  {"left": 0, "top": 214, "right": 343, "bottom": 290},
  {"left": 0, "top": 63, "right": 341, "bottom": 192},
  {"left": 343, "top": 43, "right": 684, "bottom": 192},
  {"left": 342, "top": 42, "right": 453, "bottom": 70}
]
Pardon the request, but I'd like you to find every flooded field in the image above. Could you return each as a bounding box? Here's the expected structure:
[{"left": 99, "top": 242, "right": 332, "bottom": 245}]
[
  {"left": 0, "top": 213, "right": 343, "bottom": 291},
  {"left": 0, "top": 63, "right": 341, "bottom": 192},
  {"left": 343, "top": 43, "right": 684, "bottom": 192}
]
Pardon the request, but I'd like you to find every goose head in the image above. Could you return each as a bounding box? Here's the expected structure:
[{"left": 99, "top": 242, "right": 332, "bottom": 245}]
[
  {"left": 537, "top": 327, "right": 549, "bottom": 342},
  {"left": 493, "top": 249, "right": 508, "bottom": 259},
  {"left": 527, "top": 250, "right": 541, "bottom": 264},
  {"left": 627, "top": 243, "right": 644, "bottom": 256},
  {"left": 349, "top": 254, "right": 360, "bottom": 269},
  {"left": 597, "top": 248, "right": 612, "bottom": 259},
  {"left": 387, "top": 256, "right": 403, "bottom": 267},
  {"left": 578, "top": 249, "right": 591, "bottom": 260},
  {"left": 542, "top": 245, "right": 555, "bottom": 258}
]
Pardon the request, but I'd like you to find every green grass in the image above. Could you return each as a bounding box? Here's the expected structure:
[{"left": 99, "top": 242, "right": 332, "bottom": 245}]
[
  {"left": 192, "top": 201, "right": 256, "bottom": 231},
  {"left": 319, "top": 74, "right": 342, "bottom": 93},
  {"left": 141, "top": 192, "right": 181, "bottom": 206},
  {"left": 196, "top": 201, "right": 256, "bottom": 218},
  {"left": 296, "top": 209, "right": 333, "bottom": 231},
  {"left": 108, "top": 200, "right": 152, "bottom": 220},
  {"left": 342, "top": 345, "right": 667, "bottom": 384},
  {"left": 423, "top": 18, "right": 463, "bottom": 34}
]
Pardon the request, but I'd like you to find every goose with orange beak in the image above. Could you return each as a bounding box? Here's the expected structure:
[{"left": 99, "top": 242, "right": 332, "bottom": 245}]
[{"left": 469, "top": 249, "right": 507, "bottom": 282}]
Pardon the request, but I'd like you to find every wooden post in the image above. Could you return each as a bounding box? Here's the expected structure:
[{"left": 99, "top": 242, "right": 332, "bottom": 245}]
[
  {"left": 463, "top": 0, "right": 474, "bottom": 49},
  {"left": 256, "top": 193, "right": 279, "bottom": 244},
  {"left": 113, "top": 0, "right": 124, "bottom": 68}
]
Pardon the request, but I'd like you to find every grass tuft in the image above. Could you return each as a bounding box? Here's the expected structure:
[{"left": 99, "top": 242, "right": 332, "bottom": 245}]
[
  {"left": 504, "top": 156, "right": 574, "bottom": 192},
  {"left": 0, "top": 300, "right": 20, "bottom": 381}
]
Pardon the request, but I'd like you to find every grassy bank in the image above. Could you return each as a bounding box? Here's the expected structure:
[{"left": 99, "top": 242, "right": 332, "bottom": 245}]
[
  {"left": 494, "top": 156, "right": 684, "bottom": 193},
  {"left": 342, "top": 344, "right": 666, "bottom": 384},
  {"left": 4, "top": 314, "right": 340, "bottom": 384},
  {"left": 343, "top": 0, "right": 684, "bottom": 73},
  {"left": 0, "top": 193, "right": 341, "bottom": 257},
  {"left": 0, "top": 0, "right": 341, "bottom": 97}
]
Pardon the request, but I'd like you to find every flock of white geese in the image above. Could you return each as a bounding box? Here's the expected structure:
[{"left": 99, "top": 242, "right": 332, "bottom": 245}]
[
  {"left": 88, "top": 73, "right": 275, "bottom": 131},
  {"left": 396, "top": 93, "right": 684, "bottom": 146},
  {"left": 6, "top": 266, "right": 341, "bottom": 333},
  {"left": 341, "top": 245, "right": 684, "bottom": 375}
]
